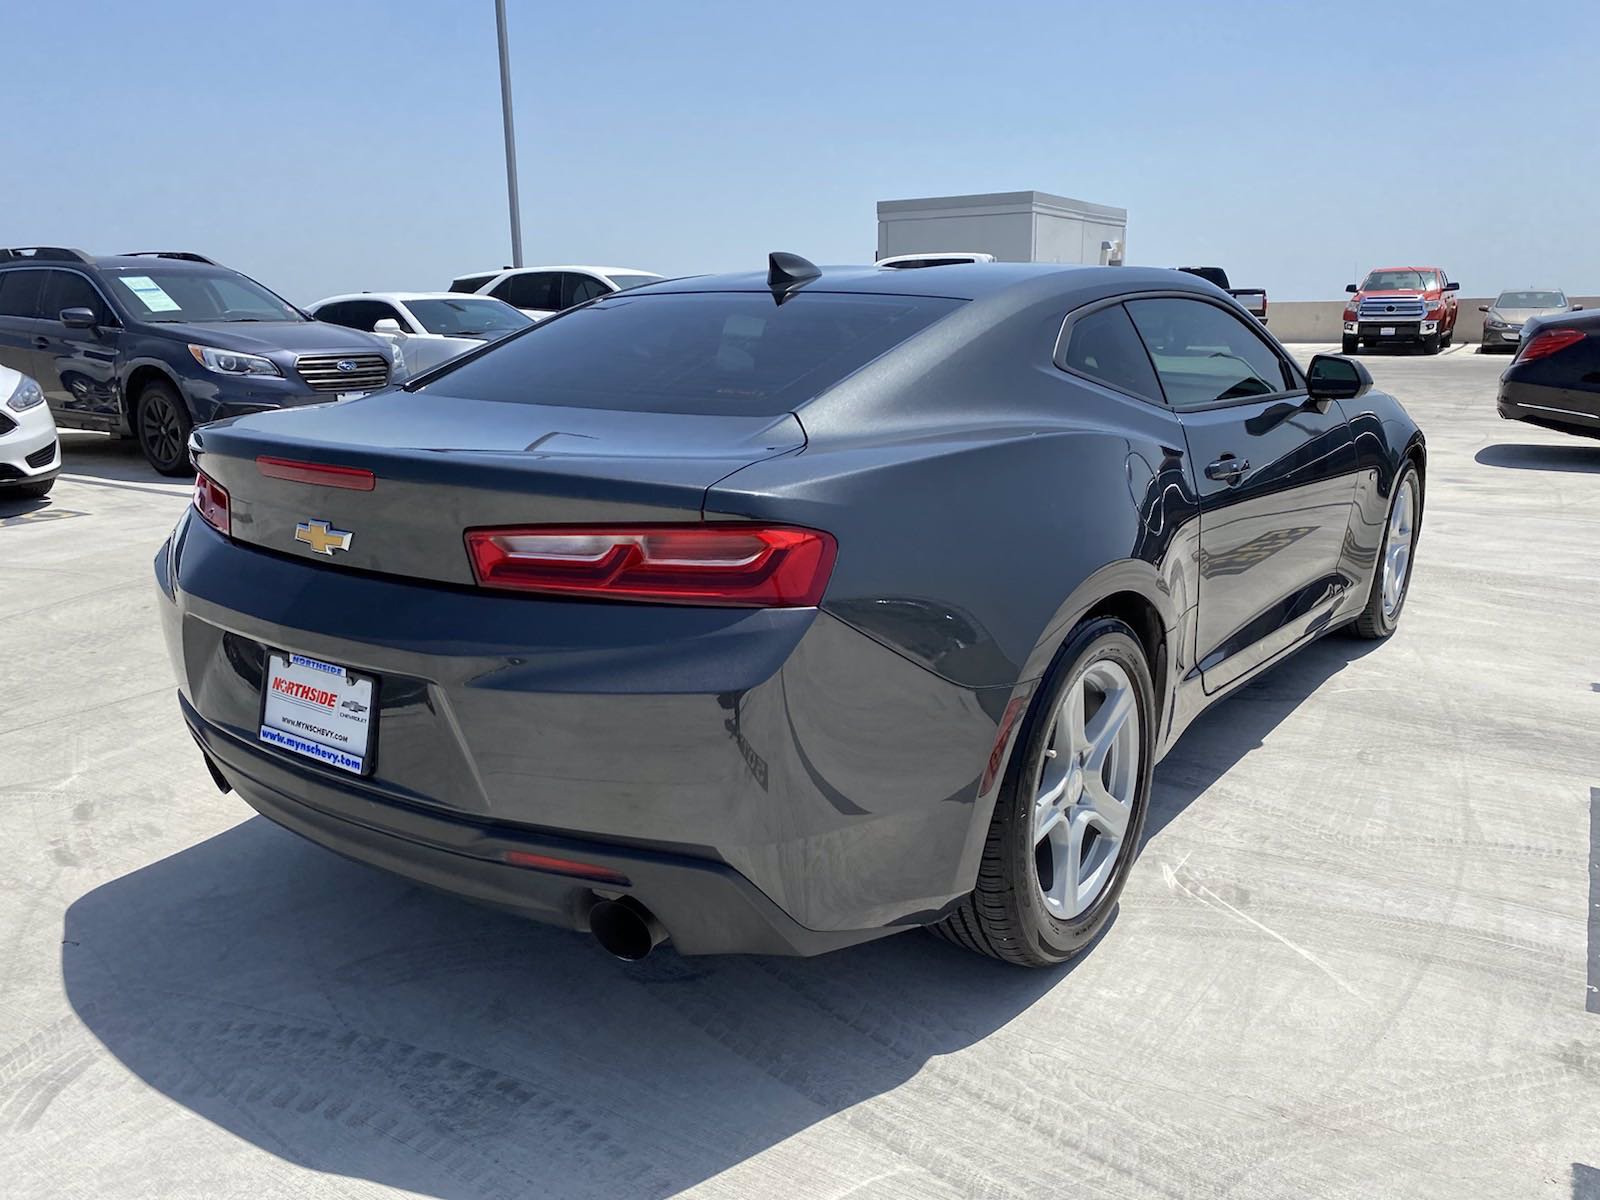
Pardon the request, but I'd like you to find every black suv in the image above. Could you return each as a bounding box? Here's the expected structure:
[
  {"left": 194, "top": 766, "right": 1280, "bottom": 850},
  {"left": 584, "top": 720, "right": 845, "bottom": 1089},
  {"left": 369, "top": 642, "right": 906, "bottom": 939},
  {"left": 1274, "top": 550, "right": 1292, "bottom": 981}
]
[{"left": 0, "top": 248, "right": 395, "bottom": 475}]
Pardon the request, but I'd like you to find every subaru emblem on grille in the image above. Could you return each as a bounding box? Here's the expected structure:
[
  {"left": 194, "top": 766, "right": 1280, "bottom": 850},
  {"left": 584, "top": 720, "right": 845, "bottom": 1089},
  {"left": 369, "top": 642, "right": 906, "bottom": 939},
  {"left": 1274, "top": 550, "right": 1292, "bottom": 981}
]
[{"left": 336, "top": 360, "right": 358, "bottom": 372}]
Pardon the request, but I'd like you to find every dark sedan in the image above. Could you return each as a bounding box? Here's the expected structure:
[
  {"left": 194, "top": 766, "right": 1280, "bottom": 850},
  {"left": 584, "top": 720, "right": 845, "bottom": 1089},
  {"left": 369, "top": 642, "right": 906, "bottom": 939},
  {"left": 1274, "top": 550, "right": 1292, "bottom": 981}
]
[
  {"left": 156, "top": 256, "right": 1425, "bottom": 967},
  {"left": 1496, "top": 308, "right": 1600, "bottom": 438}
]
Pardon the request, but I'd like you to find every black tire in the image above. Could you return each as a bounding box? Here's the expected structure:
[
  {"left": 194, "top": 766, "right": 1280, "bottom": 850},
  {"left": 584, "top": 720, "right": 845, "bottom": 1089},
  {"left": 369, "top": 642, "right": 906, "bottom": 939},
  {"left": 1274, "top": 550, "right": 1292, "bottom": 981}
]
[
  {"left": 931, "top": 617, "right": 1156, "bottom": 967},
  {"left": 1421, "top": 334, "right": 1441, "bottom": 355},
  {"left": 15, "top": 478, "right": 55, "bottom": 498},
  {"left": 1352, "top": 462, "right": 1422, "bottom": 639},
  {"left": 1342, "top": 336, "right": 1359, "bottom": 355},
  {"left": 135, "top": 380, "right": 194, "bottom": 476}
]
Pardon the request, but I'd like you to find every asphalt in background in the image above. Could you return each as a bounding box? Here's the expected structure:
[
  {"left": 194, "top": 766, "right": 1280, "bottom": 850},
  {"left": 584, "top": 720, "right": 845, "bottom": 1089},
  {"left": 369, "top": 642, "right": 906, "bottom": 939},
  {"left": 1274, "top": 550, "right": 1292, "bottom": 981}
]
[{"left": 1, "top": 345, "right": 1597, "bottom": 1199}]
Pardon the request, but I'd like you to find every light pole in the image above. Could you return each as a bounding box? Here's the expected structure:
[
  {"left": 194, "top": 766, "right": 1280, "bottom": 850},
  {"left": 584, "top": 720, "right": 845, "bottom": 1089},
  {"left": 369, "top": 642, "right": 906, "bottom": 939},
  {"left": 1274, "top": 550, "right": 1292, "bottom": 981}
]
[{"left": 495, "top": 0, "right": 523, "bottom": 267}]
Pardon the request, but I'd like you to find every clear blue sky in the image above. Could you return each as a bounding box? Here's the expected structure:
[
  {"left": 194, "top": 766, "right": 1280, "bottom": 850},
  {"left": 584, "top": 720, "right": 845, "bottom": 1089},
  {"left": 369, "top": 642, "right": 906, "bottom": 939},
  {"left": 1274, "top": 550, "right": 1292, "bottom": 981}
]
[{"left": 4, "top": 0, "right": 1595, "bottom": 303}]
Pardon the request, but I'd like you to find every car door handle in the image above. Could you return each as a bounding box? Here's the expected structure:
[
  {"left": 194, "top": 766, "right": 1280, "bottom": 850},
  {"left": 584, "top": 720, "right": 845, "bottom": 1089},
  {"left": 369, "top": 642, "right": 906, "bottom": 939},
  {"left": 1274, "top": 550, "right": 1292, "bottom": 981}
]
[
  {"left": 1204, "top": 456, "right": 1249, "bottom": 482},
  {"left": 32, "top": 336, "right": 49, "bottom": 349}
]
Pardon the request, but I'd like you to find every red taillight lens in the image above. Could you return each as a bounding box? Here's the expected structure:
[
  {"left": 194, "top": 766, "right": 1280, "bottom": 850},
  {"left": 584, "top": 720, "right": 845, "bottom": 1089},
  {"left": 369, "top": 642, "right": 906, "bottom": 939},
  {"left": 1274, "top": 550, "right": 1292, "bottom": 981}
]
[
  {"left": 257, "top": 456, "right": 376, "bottom": 490},
  {"left": 192, "top": 469, "right": 230, "bottom": 535},
  {"left": 465, "top": 524, "right": 837, "bottom": 607},
  {"left": 502, "top": 850, "right": 631, "bottom": 885},
  {"left": 1516, "top": 328, "right": 1586, "bottom": 363}
]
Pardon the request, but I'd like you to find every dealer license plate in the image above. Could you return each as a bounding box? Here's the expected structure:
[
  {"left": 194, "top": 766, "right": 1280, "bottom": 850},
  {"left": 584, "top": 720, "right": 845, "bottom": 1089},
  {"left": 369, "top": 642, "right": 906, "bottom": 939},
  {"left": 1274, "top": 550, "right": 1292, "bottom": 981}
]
[
  {"left": 336, "top": 390, "right": 369, "bottom": 402},
  {"left": 260, "top": 651, "right": 375, "bottom": 774},
  {"left": 1506, "top": 330, "right": 1521, "bottom": 341},
  {"left": 1380, "top": 326, "right": 1396, "bottom": 336}
]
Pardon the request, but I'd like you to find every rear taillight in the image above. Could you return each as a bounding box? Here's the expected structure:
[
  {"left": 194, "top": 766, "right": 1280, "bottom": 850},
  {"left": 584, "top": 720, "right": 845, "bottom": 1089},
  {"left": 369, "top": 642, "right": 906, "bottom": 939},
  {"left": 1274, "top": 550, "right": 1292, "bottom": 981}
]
[
  {"left": 192, "top": 469, "right": 230, "bottom": 535},
  {"left": 1516, "top": 328, "right": 1586, "bottom": 363},
  {"left": 464, "top": 524, "right": 837, "bottom": 607}
]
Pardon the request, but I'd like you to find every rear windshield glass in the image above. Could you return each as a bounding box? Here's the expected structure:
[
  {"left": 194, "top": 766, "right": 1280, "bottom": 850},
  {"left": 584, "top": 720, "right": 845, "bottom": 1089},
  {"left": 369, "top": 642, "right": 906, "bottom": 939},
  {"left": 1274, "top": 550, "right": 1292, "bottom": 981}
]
[{"left": 419, "top": 291, "right": 963, "bottom": 415}]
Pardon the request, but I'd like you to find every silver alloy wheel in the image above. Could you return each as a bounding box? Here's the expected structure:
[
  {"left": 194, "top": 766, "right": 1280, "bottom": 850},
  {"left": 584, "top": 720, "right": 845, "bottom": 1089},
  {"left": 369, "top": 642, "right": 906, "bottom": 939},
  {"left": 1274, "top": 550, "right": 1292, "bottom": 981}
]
[
  {"left": 1033, "top": 659, "right": 1140, "bottom": 919},
  {"left": 1381, "top": 477, "right": 1417, "bottom": 618}
]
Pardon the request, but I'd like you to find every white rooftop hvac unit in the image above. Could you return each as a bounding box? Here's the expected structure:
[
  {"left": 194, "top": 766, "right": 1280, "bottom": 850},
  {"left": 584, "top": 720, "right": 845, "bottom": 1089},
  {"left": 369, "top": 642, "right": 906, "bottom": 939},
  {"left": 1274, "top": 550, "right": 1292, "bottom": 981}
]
[{"left": 876, "top": 191, "right": 1128, "bottom": 266}]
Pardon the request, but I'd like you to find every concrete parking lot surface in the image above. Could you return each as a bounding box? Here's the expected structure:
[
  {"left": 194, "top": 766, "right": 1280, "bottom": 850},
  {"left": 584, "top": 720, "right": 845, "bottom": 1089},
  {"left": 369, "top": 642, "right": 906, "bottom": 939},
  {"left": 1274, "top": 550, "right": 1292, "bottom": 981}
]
[{"left": 2, "top": 346, "right": 1597, "bottom": 1199}]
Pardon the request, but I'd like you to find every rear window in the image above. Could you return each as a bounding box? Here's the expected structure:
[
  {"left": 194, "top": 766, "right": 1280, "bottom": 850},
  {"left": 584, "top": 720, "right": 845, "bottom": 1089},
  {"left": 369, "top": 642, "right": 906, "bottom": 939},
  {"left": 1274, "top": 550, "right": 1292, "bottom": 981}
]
[{"left": 419, "top": 291, "right": 963, "bottom": 415}]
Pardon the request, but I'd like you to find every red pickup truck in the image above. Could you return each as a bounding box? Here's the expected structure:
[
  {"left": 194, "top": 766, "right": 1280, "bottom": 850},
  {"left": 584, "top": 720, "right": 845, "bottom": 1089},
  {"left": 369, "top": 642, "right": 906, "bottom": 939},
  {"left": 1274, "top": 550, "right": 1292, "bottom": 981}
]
[{"left": 1342, "top": 266, "right": 1459, "bottom": 355}]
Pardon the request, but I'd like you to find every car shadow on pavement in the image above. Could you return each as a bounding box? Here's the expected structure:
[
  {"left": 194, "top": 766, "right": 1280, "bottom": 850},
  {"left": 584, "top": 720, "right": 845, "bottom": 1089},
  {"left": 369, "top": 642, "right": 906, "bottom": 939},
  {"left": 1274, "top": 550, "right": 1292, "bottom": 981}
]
[
  {"left": 62, "top": 814, "right": 1069, "bottom": 1198},
  {"left": 1475, "top": 442, "right": 1600, "bottom": 474},
  {"left": 1144, "top": 632, "right": 1383, "bottom": 845},
  {"left": 52, "top": 431, "right": 191, "bottom": 493}
]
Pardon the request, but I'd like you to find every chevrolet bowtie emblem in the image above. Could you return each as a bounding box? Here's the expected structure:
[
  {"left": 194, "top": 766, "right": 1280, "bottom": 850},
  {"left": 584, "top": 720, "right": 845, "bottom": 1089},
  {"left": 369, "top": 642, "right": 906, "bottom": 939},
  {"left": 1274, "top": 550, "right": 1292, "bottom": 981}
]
[{"left": 294, "top": 519, "right": 353, "bottom": 556}]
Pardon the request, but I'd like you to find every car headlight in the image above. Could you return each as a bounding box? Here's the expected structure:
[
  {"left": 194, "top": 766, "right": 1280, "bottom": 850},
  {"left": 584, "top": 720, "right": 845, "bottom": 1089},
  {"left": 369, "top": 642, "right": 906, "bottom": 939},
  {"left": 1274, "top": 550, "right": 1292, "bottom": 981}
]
[
  {"left": 5, "top": 374, "right": 45, "bottom": 412},
  {"left": 187, "top": 344, "right": 281, "bottom": 376},
  {"left": 1485, "top": 316, "right": 1505, "bottom": 328},
  {"left": 390, "top": 341, "right": 407, "bottom": 381}
]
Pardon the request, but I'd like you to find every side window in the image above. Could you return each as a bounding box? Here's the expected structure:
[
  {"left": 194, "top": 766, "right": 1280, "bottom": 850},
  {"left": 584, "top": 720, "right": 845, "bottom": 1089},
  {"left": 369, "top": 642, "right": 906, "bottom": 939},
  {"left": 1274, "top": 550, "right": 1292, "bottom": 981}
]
[
  {"left": 314, "top": 301, "right": 351, "bottom": 327},
  {"left": 41, "top": 271, "right": 110, "bottom": 324},
  {"left": 1057, "top": 304, "right": 1161, "bottom": 401},
  {"left": 1125, "top": 297, "right": 1295, "bottom": 410},
  {"left": 0, "top": 270, "right": 46, "bottom": 319},
  {"left": 562, "top": 273, "right": 609, "bottom": 308},
  {"left": 450, "top": 274, "right": 494, "bottom": 294},
  {"left": 492, "top": 272, "right": 559, "bottom": 310}
]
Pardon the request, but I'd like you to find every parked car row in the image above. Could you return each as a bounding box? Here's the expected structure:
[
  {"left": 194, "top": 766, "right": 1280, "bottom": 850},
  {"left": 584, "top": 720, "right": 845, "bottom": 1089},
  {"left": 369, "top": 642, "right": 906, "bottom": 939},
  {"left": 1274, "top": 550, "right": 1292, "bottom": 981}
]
[{"left": 0, "top": 246, "right": 662, "bottom": 477}]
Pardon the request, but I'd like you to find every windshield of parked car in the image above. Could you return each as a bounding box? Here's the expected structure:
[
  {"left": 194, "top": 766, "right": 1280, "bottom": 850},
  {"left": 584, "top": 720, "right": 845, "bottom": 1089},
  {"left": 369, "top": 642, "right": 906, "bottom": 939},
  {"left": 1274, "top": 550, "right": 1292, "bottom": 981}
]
[
  {"left": 417, "top": 291, "right": 963, "bottom": 415},
  {"left": 1496, "top": 291, "right": 1565, "bottom": 309},
  {"left": 104, "top": 267, "right": 303, "bottom": 323},
  {"left": 405, "top": 298, "right": 533, "bottom": 337},
  {"left": 1360, "top": 270, "right": 1430, "bottom": 291},
  {"left": 605, "top": 273, "right": 662, "bottom": 291}
]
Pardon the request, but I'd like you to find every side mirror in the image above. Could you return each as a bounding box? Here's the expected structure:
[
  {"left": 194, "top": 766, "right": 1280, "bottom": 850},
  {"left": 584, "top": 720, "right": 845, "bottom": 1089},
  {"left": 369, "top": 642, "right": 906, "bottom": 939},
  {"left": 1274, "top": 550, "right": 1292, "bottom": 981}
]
[
  {"left": 373, "top": 318, "right": 405, "bottom": 335},
  {"left": 1444, "top": 281, "right": 1460, "bottom": 292},
  {"left": 1345, "top": 283, "right": 1359, "bottom": 293},
  {"left": 60, "top": 307, "right": 97, "bottom": 330},
  {"left": 1306, "top": 353, "right": 1372, "bottom": 403},
  {"left": 1572, "top": 305, "right": 1584, "bottom": 312},
  {"left": 1478, "top": 305, "right": 1490, "bottom": 313}
]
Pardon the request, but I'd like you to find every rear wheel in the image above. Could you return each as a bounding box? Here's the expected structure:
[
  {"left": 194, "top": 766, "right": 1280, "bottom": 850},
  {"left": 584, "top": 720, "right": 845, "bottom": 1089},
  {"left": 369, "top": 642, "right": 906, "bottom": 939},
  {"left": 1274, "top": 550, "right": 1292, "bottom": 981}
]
[
  {"left": 1342, "top": 335, "right": 1359, "bottom": 355},
  {"left": 931, "top": 618, "right": 1155, "bottom": 966},
  {"left": 1352, "top": 463, "right": 1422, "bottom": 639},
  {"left": 135, "top": 380, "right": 194, "bottom": 476}
]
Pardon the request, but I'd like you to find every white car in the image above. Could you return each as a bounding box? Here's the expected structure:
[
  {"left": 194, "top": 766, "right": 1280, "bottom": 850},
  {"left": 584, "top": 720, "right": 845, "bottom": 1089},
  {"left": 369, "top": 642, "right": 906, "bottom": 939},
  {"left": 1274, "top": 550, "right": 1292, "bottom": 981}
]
[
  {"left": 308, "top": 292, "right": 534, "bottom": 377},
  {"left": 877, "top": 252, "right": 997, "bottom": 269},
  {"left": 0, "top": 365, "right": 61, "bottom": 499},
  {"left": 446, "top": 265, "right": 663, "bottom": 319}
]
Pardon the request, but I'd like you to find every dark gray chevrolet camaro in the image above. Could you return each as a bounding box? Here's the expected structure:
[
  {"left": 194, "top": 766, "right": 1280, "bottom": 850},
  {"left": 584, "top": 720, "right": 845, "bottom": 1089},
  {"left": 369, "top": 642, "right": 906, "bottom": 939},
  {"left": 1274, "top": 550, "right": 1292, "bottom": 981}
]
[{"left": 156, "top": 256, "right": 1425, "bottom": 966}]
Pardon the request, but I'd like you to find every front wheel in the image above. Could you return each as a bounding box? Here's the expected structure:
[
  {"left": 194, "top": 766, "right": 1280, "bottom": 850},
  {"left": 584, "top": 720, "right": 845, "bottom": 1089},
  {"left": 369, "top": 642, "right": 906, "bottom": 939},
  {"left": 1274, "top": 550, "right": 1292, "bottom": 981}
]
[
  {"left": 931, "top": 618, "right": 1155, "bottom": 966},
  {"left": 135, "top": 380, "right": 195, "bottom": 476},
  {"left": 1421, "top": 334, "right": 1441, "bottom": 355},
  {"left": 12, "top": 478, "right": 54, "bottom": 499},
  {"left": 1352, "top": 463, "right": 1422, "bottom": 639},
  {"left": 1342, "top": 336, "right": 1359, "bottom": 355}
]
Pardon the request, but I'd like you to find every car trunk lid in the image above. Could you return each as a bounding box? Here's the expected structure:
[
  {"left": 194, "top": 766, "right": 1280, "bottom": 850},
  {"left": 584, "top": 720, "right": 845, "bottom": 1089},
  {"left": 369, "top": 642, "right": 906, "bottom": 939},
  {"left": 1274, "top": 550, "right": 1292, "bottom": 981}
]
[{"left": 191, "top": 390, "right": 806, "bottom": 586}]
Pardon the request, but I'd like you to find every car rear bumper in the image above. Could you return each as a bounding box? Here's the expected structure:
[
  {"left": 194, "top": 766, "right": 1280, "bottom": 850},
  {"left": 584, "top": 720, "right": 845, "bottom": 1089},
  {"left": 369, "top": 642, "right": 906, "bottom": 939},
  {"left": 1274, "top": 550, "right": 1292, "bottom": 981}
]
[
  {"left": 178, "top": 691, "right": 890, "bottom": 956},
  {"left": 156, "top": 513, "right": 1007, "bottom": 950},
  {"left": 1497, "top": 379, "right": 1600, "bottom": 437}
]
